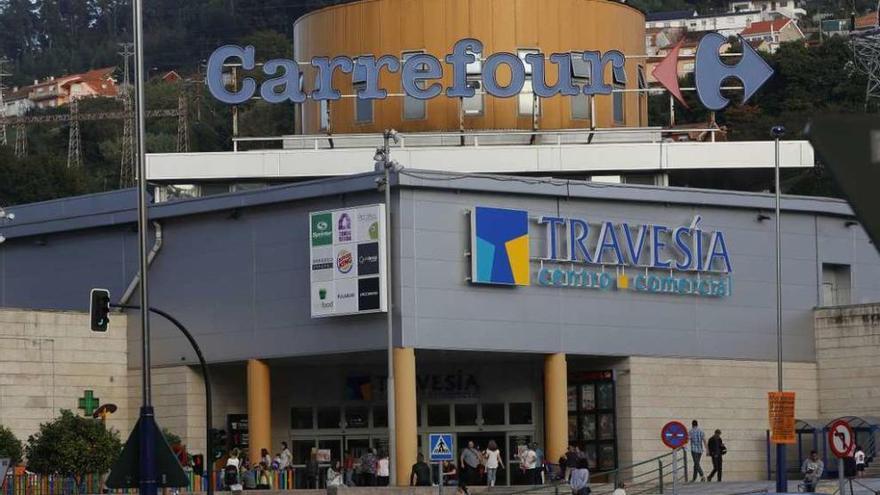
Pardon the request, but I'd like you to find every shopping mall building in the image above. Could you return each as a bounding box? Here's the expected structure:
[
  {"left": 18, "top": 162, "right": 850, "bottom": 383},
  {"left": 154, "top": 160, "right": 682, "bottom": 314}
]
[{"left": 1, "top": 0, "right": 879, "bottom": 486}]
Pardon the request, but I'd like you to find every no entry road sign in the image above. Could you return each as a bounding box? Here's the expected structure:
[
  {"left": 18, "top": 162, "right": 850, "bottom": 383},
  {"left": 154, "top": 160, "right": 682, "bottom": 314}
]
[
  {"left": 661, "top": 421, "right": 689, "bottom": 449},
  {"left": 828, "top": 419, "right": 855, "bottom": 458}
]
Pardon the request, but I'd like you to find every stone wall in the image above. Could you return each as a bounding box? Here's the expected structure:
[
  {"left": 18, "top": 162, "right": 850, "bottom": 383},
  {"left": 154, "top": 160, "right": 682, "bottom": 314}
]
[
  {"left": 815, "top": 304, "right": 880, "bottom": 419},
  {"left": 621, "top": 356, "right": 819, "bottom": 481},
  {"left": 0, "top": 308, "right": 130, "bottom": 447}
]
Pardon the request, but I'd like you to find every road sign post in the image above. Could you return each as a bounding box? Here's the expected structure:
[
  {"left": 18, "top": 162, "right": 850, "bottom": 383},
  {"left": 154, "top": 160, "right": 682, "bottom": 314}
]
[
  {"left": 429, "top": 434, "right": 453, "bottom": 495},
  {"left": 829, "top": 419, "right": 855, "bottom": 495}
]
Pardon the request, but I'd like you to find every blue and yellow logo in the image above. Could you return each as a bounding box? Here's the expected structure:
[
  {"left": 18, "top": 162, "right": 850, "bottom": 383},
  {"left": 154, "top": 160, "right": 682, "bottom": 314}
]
[{"left": 472, "top": 206, "right": 530, "bottom": 286}]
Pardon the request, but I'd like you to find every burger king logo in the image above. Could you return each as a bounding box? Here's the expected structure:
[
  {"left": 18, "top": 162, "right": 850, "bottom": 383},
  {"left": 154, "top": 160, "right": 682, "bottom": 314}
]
[{"left": 337, "top": 249, "right": 353, "bottom": 274}]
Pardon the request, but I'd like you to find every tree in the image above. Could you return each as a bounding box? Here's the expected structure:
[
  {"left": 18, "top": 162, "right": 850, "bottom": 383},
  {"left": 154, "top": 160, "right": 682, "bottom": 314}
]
[
  {"left": 25, "top": 409, "right": 122, "bottom": 482},
  {"left": 0, "top": 425, "right": 23, "bottom": 465}
]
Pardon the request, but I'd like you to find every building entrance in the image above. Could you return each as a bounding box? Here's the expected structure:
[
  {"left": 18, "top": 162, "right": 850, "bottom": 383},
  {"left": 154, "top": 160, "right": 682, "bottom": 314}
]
[{"left": 456, "top": 432, "right": 508, "bottom": 486}]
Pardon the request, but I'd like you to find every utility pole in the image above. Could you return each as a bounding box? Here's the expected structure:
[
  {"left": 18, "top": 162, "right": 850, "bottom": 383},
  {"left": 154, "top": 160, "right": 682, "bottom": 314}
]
[
  {"left": 14, "top": 123, "right": 26, "bottom": 157},
  {"left": 118, "top": 43, "right": 134, "bottom": 92},
  {"left": 177, "top": 92, "right": 189, "bottom": 153},
  {"left": 67, "top": 98, "right": 82, "bottom": 168},
  {"left": 0, "top": 58, "right": 10, "bottom": 147}
]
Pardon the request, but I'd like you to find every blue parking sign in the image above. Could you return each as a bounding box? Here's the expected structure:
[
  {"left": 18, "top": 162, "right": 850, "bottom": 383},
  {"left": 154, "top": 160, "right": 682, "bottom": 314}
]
[{"left": 429, "top": 433, "right": 454, "bottom": 462}]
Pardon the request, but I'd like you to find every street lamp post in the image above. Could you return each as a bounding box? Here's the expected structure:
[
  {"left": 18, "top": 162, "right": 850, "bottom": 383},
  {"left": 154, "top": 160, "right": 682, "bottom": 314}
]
[
  {"left": 771, "top": 125, "right": 787, "bottom": 494},
  {"left": 376, "top": 129, "right": 400, "bottom": 485}
]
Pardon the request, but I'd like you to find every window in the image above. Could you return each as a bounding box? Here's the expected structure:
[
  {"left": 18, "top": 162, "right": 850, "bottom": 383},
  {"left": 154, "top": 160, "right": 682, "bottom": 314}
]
[
  {"left": 317, "top": 406, "right": 341, "bottom": 429},
  {"left": 637, "top": 66, "right": 647, "bottom": 127},
  {"left": 462, "top": 53, "right": 483, "bottom": 115},
  {"left": 402, "top": 51, "right": 427, "bottom": 120},
  {"left": 319, "top": 99, "right": 329, "bottom": 131},
  {"left": 509, "top": 402, "right": 533, "bottom": 425},
  {"left": 345, "top": 406, "right": 369, "bottom": 429},
  {"left": 518, "top": 49, "right": 540, "bottom": 117},
  {"left": 455, "top": 404, "right": 478, "bottom": 426},
  {"left": 481, "top": 403, "right": 505, "bottom": 425},
  {"left": 571, "top": 53, "right": 592, "bottom": 121},
  {"left": 822, "top": 263, "right": 851, "bottom": 306},
  {"left": 291, "top": 407, "right": 314, "bottom": 429},
  {"left": 372, "top": 405, "right": 388, "bottom": 428},
  {"left": 612, "top": 63, "right": 627, "bottom": 125},
  {"left": 352, "top": 59, "right": 373, "bottom": 123},
  {"left": 427, "top": 404, "right": 450, "bottom": 426}
]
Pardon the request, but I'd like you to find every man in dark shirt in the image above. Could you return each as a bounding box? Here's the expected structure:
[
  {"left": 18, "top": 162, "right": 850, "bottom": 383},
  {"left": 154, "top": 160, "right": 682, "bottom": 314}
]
[
  {"left": 411, "top": 453, "right": 433, "bottom": 486},
  {"left": 707, "top": 429, "right": 725, "bottom": 482}
]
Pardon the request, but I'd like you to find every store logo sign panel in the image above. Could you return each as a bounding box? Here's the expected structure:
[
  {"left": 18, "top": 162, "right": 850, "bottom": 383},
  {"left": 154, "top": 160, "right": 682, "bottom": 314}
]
[
  {"left": 469, "top": 207, "right": 733, "bottom": 298},
  {"left": 310, "top": 204, "right": 387, "bottom": 317},
  {"left": 471, "top": 206, "right": 530, "bottom": 286}
]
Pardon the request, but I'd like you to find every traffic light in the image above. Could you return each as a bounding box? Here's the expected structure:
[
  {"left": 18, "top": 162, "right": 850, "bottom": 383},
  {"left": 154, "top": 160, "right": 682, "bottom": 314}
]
[{"left": 89, "top": 288, "right": 111, "bottom": 332}]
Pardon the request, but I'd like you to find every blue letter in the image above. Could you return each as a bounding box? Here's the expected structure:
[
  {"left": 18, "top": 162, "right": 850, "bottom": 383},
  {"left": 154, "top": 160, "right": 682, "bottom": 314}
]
[
  {"left": 539, "top": 216, "right": 566, "bottom": 260},
  {"left": 580, "top": 50, "right": 625, "bottom": 95},
  {"left": 526, "top": 52, "right": 579, "bottom": 97},
  {"left": 207, "top": 45, "right": 257, "bottom": 104},
  {"left": 652, "top": 225, "right": 671, "bottom": 269},
  {"left": 260, "top": 59, "right": 306, "bottom": 103},
  {"left": 446, "top": 38, "right": 483, "bottom": 98},
  {"left": 483, "top": 53, "right": 526, "bottom": 98},
  {"left": 354, "top": 55, "right": 400, "bottom": 100},
  {"left": 311, "top": 56, "right": 355, "bottom": 101},
  {"left": 402, "top": 54, "right": 443, "bottom": 100},
  {"left": 568, "top": 218, "right": 592, "bottom": 263},
  {"left": 596, "top": 221, "right": 624, "bottom": 265},
  {"left": 622, "top": 224, "right": 648, "bottom": 266},
  {"left": 673, "top": 226, "right": 693, "bottom": 271},
  {"left": 704, "top": 231, "right": 733, "bottom": 273}
]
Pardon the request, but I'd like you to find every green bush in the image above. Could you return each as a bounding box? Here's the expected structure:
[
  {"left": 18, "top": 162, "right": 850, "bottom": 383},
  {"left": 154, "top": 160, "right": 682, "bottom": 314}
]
[
  {"left": 25, "top": 410, "right": 122, "bottom": 480},
  {"left": 0, "top": 425, "right": 23, "bottom": 464}
]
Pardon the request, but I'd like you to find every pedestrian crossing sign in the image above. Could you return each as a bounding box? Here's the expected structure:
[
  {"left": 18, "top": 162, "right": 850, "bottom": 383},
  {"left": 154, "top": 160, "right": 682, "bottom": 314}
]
[{"left": 429, "top": 433, "right": 454, "bottom": 462}]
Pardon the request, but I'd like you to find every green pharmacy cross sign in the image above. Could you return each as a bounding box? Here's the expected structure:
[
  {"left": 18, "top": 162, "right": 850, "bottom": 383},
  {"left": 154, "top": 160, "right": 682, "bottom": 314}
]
[{"left": 78, "top": 390, "right": 100, "bottom": 416}]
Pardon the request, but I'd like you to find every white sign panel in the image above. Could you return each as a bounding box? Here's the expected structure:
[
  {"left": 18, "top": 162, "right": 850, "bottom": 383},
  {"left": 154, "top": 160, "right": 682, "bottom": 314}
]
[{"left": 309, "top": 204, "right": 387, "bottom": 317}]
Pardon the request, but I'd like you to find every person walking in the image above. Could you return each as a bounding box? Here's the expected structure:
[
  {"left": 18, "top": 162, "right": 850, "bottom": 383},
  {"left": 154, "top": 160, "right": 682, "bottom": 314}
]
[
  {"left": 565, "top": 445, "right": 579, "bottom": 481},
  {"left": 460, "top": 441, "right": 482, "bottom": 486},
  {"left": 534, "top": 442, "right": 546, "bottom": 484},
  {"left": 279, "top": 442, "right": 292, "bottom": 470},
  {"left": 327, "top": 460, "right": 344, "bottom": 487},
  {"left": 689, "top": 420, "right": 706, "bottom": 482},
  {"left": 706, "top": 429, "right": 726, "bottom": 482},
  {"left": 224, "top": 448, "right": 242, "bottom": 491},
  {"left": 855, "top": 445, "right": 866, "bottom": 478},
  {"left": 801, "top": 450, "right": 824, "bottom": 493},
  {"left": 520, "top": 443, "right": 539, "bottom": 485},
  {"left": 305, "top": 449, "right": 320, "bottom": 489},
  {"left": 484, "top": 440, "right": 504, "bottom": 487},
  {"left": 260, "top": 448, "right": 272, "bottom": 468},
  {"left": 569, "top": 458, "right": 590, "bottom": 495},
  {"left": 377, "top": 451, "right": 390, "bottom": 486},
  {"left": 359, "top": 448, "right": 378, "bottom": 486},
  {"left": 410, "top": 453, "right": 433, "bottom": 486},
  {"left": 343, "top": 450, "right": 356, "bottom": 486}
]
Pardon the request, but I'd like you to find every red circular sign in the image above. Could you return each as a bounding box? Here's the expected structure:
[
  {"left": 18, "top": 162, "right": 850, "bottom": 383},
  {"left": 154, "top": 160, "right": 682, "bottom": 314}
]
[
  {"left": 828, "top": 419, "right": 855, "bottom": 458},
  {"left": 661, "top": 421, "right": 689, "bottom": 449}
]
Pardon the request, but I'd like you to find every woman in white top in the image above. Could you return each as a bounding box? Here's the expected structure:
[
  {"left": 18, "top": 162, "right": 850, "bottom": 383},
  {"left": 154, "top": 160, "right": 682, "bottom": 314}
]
[
  {"left": 855, "top": 446, "right": 866, "bottom": 478},
  {"left": 327, "top": 460, "right": 344, "bottom": 487},
  {"left": 484, "top": 440, "right": 505, "bottom": 487},
  {"left": 377, "top": 452, "right": 391, "bottom": 486}
]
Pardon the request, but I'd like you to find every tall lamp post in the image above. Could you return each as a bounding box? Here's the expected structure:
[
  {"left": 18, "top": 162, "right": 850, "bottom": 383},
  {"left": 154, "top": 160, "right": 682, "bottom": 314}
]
[
  {"left": 771, "top": 125, "right": 787, "bottom": 494},
  {"left": 375, "top": 129, "right": 400, "bottom": 484}
]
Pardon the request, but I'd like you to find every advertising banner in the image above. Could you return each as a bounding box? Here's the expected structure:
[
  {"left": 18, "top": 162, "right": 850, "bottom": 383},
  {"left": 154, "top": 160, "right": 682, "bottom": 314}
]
[{"left": 768, "top": 391, "right": 796, "bottom": 444}]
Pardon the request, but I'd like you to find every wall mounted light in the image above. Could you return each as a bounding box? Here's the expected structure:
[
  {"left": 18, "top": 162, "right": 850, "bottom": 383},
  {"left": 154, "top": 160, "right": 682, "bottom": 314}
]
[{"left": 757, "top": 213, "right": 772, "bottom": 222}]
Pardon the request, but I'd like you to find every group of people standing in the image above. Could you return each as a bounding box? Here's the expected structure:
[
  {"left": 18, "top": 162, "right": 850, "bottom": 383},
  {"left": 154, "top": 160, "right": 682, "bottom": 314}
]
[{"left": 689, "top": 420, "right": 727, "bottom": 482}]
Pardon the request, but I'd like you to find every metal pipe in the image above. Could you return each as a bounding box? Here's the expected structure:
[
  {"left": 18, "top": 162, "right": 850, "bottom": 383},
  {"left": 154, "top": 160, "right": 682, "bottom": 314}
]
[
  {"left": 132, "top": 0, "right": 155, "bottom": 492},
  {"left": 119, "top": 221, "right": 163, "bottom": 306},
  {"left": 772, "top": 125, "right": 787, "bottom": 494}
]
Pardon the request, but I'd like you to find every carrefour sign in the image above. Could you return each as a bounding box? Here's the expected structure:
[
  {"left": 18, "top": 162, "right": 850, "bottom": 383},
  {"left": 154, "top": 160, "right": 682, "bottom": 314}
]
[
  {"left": 207, "top": 35, "right": 772, "bottom": 111},
  {"left": 470, "top": 206, "right": 732, "bottom": 298}
]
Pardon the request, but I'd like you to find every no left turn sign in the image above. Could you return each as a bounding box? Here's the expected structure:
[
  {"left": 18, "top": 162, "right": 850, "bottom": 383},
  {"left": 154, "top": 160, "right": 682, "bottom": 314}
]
[{"left": 828, "top": 419, "right": 855, "bottom": 458}]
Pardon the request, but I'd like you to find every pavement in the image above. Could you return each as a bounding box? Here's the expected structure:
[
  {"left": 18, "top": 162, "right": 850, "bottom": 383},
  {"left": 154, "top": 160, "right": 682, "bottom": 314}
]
[{"left": 672, "top": 478, "right": 880, "bottom": 495}]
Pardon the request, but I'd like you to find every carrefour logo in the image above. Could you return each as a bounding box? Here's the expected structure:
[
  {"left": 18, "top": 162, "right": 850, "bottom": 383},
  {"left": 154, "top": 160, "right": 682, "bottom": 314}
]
[
  {"left": 207, "top": 36, "right": 772, "bottom": 111},
  {"left": 469, "top": 207, "right": 733, "bottom": 298}
]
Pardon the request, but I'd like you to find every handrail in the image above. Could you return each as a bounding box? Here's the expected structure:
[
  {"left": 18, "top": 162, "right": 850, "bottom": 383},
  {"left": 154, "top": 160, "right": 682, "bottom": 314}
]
[{"left": 231, "top": 127, "right": 723, "bottom": 151}]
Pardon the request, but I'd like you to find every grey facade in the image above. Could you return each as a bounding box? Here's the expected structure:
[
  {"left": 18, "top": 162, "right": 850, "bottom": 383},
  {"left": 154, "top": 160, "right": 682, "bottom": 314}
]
[{"left": 1, "top": 170, "right": 878, "bottom": 367}]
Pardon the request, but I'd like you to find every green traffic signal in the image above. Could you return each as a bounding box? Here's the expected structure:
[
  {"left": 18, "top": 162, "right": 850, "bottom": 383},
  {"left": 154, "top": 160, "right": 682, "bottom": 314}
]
[{"left": 89, "top": 288, "right": 111, "bottom": 332}]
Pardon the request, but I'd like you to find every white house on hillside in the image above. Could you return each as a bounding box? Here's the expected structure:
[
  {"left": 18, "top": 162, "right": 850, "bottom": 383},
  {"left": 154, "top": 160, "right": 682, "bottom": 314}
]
[{"left": 729, "top": 0, "right": 806, "bottom": 19}]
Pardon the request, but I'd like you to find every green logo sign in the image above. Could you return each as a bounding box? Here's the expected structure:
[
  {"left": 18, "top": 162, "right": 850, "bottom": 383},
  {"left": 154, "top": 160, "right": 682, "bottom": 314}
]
[
  {"left": 368, "top": 222, "right": 379, "bottom": 240},
  {"left": 311, "top": 213, "right": 332, "bottom": 246}
]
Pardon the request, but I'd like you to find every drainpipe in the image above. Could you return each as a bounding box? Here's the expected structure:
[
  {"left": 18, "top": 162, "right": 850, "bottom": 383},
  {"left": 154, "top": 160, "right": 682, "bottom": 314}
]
[{"left": 119, "top": 220, "right": 163, "bottom": 306}]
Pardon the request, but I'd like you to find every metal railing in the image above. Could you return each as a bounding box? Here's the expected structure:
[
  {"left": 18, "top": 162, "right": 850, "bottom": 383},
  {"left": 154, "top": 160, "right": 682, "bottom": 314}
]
[
  {"left": 231, "top": 127, "right": 724, "bottom": 152},
  {"left": 589, "top": 448, "right": 688, "bottom": 495}
]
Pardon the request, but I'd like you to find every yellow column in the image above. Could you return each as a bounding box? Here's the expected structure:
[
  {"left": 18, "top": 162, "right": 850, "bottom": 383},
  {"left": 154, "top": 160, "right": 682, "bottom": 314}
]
[
  {"left": 393, "top": 348, "right": 418, "bottom": 486},
  {"left": 544, "top": 353, "right": 568, "bottom": 464},
  {"left": 247, "top": 359, "right": 271, "bottom": 465}
]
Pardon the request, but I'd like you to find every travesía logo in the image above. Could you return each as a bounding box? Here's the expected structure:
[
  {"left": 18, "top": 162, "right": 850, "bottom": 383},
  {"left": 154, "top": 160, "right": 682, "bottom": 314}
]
[{"left": 471, "top": 206, "right": 530, "bottom": 286}]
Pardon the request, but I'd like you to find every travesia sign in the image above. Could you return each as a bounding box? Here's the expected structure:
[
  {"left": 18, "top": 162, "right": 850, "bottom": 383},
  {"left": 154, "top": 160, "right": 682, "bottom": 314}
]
[
  {"left": 470, "top": 206, "right": 733, "bottom": 297},
  {"left": 206, "top": 36, "right": 773, "bottom": 111}
]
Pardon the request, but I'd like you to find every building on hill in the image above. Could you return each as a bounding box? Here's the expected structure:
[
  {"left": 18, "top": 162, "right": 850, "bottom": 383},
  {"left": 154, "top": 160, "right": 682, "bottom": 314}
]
[
  {"left": 729, "top": 0, "right": 806, "bottom": 19},
  {"left": 853, "top": 11, "right": 879, "bottom": 31},
  {"left": 15, "top": 67, "right": 118, "bottom": 112},
  {"left": 740, "top": 17, "right": 805, "bottom": 52},
  {"left": 1, "top": 86, "right": 34, "bottom": 117},
  {"left": 646, "top": 9, "right": 765, "bottom": 37}
]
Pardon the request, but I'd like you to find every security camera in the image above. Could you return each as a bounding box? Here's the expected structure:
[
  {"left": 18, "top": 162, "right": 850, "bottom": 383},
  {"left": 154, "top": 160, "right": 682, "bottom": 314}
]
[{"left": 770, "top": 126, "right": 786, "bottom": 139}]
